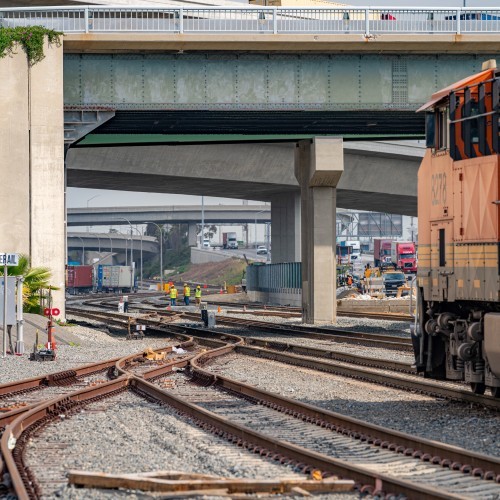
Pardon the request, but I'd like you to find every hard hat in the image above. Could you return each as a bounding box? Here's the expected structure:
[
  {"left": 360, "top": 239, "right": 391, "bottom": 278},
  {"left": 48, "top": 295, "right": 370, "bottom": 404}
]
[
  {"left": 197, "top": 285, "right": 201, "bottom": 288},
  {"left": 184, "top": 283, "right": 187, "bottom": 286}
]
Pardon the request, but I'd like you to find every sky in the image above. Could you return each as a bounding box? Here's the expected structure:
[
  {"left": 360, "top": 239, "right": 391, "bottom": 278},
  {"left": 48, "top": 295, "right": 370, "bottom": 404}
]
[{"left": 67, "top": 188, "right": 258, "bottom": 209}]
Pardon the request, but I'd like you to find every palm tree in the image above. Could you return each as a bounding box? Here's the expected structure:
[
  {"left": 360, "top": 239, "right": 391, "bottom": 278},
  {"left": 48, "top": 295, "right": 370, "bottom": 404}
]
[{"left": 1, "top": 255, "right": 56, "bottom": 313}]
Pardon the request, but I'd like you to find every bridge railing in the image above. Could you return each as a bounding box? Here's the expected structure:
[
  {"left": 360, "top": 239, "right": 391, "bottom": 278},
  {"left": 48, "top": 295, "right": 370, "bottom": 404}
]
[{"left": 1, "top": 7, "right": 500, "bottom": 35}]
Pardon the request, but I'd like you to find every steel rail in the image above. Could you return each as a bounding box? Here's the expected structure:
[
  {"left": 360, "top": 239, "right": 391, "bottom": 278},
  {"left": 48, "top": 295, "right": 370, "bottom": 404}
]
[
  {"left": 184, "top": 349, "right": 500, "bottom": 482},
  {"left": 223, "top": 306, "right": 413, "bottom": 322},
  {"left": 0, "top": 376, "right": 131, "bottom": 499},
  {"left": 2, "top": 327, "right": 497, "bottom": 499},
  {"left": 73, "top": 298, "right": 413, "bottom": 350},
  {"left": 131, "top": 377, "right": 465, "bottom": 500},
  {"left": 130, "top": 306, "right": 413, "bottom": 350},
  {"left": 233, "top": 344, "right": 500, "bottom": 410},
  {"left": 0, "top": 358, "right": 120, "bottom": 399},
  {"left": 64, "top": 307, "right": 498, "bottom": 408},
  {"left": 244, "top": 336, "right": 413, "bottom": 373}
]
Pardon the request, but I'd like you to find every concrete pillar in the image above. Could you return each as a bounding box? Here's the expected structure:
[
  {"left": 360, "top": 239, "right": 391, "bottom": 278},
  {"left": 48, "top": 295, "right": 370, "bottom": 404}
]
[
  {"left": 188, "top": 223, "right": 198, "bottom": 246},
  {"left": 0, "top": 40, "right": 30, "bottom": 255},
  {"left": 295, "top": 138, "right": 343, "bottom": 324},
  {"left": 270, "top": 193, "right": 301, "bottom": 263},
  {"left": 0, "top": 40, "right": 65, "bottom": 319}
]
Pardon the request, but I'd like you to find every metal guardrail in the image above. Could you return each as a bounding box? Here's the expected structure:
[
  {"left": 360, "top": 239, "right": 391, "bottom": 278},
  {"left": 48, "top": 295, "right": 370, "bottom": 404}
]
[
  {"left": 247, "top": 262, "right": 301, "bottom": 294},
  {"left": 1, "top": 7, "right": 500, "bottom": 35}
]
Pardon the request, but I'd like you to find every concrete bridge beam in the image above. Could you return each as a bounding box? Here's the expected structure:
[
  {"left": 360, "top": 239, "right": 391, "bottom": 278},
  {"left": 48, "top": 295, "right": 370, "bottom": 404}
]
[
  {"left": 188, "top": 223, "right": 198, "bottom": 247},
  {"left": 270, "top": 193, "right": 301, "bottom": 263}
]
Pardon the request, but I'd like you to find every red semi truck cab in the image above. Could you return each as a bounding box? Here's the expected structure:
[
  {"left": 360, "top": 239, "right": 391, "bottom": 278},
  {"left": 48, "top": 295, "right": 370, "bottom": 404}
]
[
  {"left": 390, "top": 241, "right": 417, "bottom": 273},
  {"left": 373, "top": 239, "right": 392, "bottom": 267}
]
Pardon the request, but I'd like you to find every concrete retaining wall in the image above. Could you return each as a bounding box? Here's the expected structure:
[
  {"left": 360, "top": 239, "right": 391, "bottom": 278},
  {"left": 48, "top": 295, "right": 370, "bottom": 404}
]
[
  {"left": 191, "top": 248, "right": 233, "bottom": 264},
  {"left": 337, "top": 298, "right": 412, "bottom": 314},
  {"left": 249, "top": 290, "right": 412, "bottom": 313},
  {"left": 248, "top": 290, "right": 302, "bottom": 307}
]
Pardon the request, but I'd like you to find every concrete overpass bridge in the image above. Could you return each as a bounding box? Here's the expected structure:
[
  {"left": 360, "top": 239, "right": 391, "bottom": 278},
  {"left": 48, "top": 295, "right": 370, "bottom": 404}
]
[
  {"left": 67, "top": 231, "right": 159, "bottom": 266},
  {"left": 68, "top": 205, "right": 270, "bottom": 226},
  {"left": 3, "top": 5, "right": 500, "bottom": 321}
]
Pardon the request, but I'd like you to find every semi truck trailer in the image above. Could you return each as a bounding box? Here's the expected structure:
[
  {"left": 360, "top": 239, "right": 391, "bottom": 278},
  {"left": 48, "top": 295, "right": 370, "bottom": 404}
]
[{"left": 223, "top": 232, "right": 238, "bottom": 249}]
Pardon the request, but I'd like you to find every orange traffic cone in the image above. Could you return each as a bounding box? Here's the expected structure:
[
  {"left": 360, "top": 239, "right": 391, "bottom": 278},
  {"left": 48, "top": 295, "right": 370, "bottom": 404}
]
[
  {"left": 217, "top": 306, "right": 221, "bottom": 313},
  {"left": 219, "top": 287, "right": 224, "bottom": 294}
]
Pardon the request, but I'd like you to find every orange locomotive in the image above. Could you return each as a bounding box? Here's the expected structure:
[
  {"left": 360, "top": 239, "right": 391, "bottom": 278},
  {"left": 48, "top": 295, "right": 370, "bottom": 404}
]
[{"left": 413, "top": 60, "right": 500, "bottom": 397}]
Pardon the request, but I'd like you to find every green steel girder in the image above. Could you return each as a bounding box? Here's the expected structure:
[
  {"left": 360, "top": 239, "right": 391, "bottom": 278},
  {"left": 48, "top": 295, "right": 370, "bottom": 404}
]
[{"left": 64, "top": 53, "right": 497, "bottom": 111}]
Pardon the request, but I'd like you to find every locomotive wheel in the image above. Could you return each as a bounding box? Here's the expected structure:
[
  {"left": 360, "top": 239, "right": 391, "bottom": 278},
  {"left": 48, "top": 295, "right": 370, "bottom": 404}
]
[
  {"left": 490, "top": 386, "right": 500, "bottom": 398},
  {"left": 470, "top": 382, "right": 486, "bottom": 395}
]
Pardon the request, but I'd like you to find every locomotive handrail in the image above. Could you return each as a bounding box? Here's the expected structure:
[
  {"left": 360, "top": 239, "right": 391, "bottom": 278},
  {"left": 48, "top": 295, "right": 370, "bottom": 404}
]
[{"left": 409, "top": 276, "right": 417, "bottom": 320}]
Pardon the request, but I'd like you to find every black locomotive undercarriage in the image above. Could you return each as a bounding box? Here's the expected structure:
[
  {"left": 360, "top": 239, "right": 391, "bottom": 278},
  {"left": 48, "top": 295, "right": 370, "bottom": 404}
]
[{"left": 412, "top": 289, "right": 500, "bottom": 398}]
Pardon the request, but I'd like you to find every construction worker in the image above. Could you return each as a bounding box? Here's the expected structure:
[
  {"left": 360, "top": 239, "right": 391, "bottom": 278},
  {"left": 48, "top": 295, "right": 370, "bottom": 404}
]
[
  {"left": 169, "top": 285, "right": 178, "bottom": 306},
  {"left": 183, "top": 283, "right": 191, "bottom": 305},
  {"left": 195, "top": 285, "right": 202, "bottom": 305},
  {"left": 364, "top": 264, "right": 372, "bottom": 279},
  {"left": 363, "top": 264, "right": 372, "bottom": 294}
]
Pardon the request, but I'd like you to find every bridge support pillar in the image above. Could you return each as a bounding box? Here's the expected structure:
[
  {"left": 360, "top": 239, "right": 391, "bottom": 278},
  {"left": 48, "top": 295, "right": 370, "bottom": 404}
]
[
  {"left": 271, "top": 193, "right": 301, "bottom": 263},
  {"left": 295, "top": 138, "right": 343, "bottom": 324},
  {"left": 188, "top": 223, "right": 197, "bottom": 247},
  {"left": 0, "top": 40, "right": 65, "bottom": 320}
]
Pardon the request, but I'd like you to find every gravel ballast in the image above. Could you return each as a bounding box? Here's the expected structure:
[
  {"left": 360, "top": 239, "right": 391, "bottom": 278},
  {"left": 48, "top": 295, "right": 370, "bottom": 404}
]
[
  {"left": 0, "top": 319, "right": 176, "bottom": 385},
  {"left": 205, "top": 352, "right": 500, "bottom": 458},
  {"left": 25, "top": 391, "right": 355, "bottom": 499}
]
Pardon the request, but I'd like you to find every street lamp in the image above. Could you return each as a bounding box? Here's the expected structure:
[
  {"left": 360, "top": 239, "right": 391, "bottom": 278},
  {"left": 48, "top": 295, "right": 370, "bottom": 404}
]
[
  {"left": 133, "top": 225, "right": 144, "bottom": 292},
  {"left": 76, "top": 236, "right": 85, "bottom": 265},
  {"left": 105, "top": 233, "right": 113, "bottom": 264},
  {"left": 201, "top": 196, "right": 205, "bottom": 247},
  {"left": 115, "top": 217, "right": 134, "bottom": 292},
  {"left": 86, "top": 194, "right": 101, "bottom": 232},
  {"left": 145, "top": 221, "right": 163, "bottom": 292},
  {"left": 91, "top": 233, "right": 101, "bottom": 260},
  {"left": 254, "top": 209, "right": 266, "bottom": 249}
]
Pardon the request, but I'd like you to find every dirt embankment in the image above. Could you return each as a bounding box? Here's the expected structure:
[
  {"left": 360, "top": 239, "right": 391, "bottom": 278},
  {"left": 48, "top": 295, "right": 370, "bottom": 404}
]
[{"left": 167, "top": 259, "right": 247, "bottom": 286}]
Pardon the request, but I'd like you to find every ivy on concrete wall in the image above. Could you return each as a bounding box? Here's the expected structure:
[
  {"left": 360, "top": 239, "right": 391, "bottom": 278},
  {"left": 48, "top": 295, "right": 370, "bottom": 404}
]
[{"left": 0, "top": 26, "right": 62, "bottom": 65}]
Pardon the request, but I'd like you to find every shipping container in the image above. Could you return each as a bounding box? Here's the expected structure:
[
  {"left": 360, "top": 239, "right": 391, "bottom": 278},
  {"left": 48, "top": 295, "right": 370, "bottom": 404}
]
[
  {"left": 66, "top": 265, "right": 93, "bottom": 294},
  {"left": 95, "top": 265, "right": 135, "bottom": 292}
]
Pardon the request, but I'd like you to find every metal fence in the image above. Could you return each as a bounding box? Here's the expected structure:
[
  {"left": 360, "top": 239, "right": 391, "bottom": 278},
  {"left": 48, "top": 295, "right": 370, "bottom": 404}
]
[
  {"left": 1, "top": 7, "right": 500, "bottom": 34},
  {"left": 247, "top": 262, "right": 301, "bottom": 294}
]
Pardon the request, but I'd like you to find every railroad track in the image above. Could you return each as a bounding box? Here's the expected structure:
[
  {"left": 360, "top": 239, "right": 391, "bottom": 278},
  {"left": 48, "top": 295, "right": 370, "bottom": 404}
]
[
  {"left": 150, "top": 370, "right": 500, "bottom": 498},
  {"left": 2, "top": 312, "right": 500, "bottom": 499},
  {"left": 118, "top": 299, "right": 414, "bottom": 351},
  {"left": 67, "top": 308, "right": 499, "bottom": 408},
  {"left": 192, "top": 299, "right": 413, "bottom": 322},
  {"left": 82, "top": 291, "right": 413, "bottom": 323}
]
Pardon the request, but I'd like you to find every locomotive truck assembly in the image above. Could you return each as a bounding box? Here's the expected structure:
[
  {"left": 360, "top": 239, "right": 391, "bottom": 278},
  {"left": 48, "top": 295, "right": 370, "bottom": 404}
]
[{"left": 412, "top": 60, "right": 500, "bottom": 397}]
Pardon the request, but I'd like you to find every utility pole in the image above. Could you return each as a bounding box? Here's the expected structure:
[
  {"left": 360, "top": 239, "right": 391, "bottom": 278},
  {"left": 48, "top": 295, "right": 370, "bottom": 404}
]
[
  {"left": 201, "top": 196, "right": 205, "bottom": 246},
  {"left": 146, "top": 222, "right": 164, "bottom": 292}
]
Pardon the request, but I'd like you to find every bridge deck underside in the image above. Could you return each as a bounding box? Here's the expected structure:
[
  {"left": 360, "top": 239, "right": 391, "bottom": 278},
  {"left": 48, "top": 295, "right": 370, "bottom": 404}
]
[{"left": 86, "top": 110, "right": 423, "bottom": 136}]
